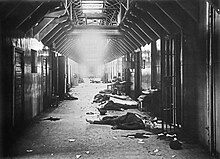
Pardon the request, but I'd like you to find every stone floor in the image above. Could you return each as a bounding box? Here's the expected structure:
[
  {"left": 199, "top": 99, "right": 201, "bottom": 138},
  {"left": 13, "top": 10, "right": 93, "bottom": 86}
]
[{"left": 6, "top": 79, "right": 216, "bottom": 159}]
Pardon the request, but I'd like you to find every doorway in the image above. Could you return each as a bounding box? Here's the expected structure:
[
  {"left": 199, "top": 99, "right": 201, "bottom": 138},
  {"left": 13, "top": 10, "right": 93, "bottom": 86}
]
[{"left": 13, "top": 47, "right": 24, "bottom": 127}]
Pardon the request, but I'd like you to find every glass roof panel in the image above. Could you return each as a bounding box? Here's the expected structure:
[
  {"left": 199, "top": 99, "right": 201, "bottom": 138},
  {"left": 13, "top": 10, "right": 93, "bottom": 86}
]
[
  {"left": 81, "top": 0, "right": 104, "bottom": 14},
  {"left": 83, "top": 10, "right": 102, "bottom": 14}
]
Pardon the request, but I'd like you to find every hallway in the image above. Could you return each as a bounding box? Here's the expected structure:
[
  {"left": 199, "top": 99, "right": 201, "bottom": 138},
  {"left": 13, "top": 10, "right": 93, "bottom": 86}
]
[{"left": 7, "top": 80, "right": 214, "bottom": 159}]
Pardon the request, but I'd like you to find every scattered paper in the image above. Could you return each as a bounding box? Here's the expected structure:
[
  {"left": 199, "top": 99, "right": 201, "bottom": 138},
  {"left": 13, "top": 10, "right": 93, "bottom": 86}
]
[
  {"left": 26, "top": 149, "right": 33, "bottom": 153},
  {"left": 143, "top": 134, "right": 150, "bottom": 138},
  {"left": 153, "top": 149, "right": 159, "bottom": 153},
  {"left": 112, "top": 137, "right": 117, "bottom": 140},
  {"left": 68, "top": 138, "right": 76, "bottom": 142},
  {"left": 127, "top": 136, "right": 135, "bottom": 139}
]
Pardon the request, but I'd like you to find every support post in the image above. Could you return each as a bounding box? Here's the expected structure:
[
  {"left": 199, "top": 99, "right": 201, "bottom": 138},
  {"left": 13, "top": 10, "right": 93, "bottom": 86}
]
[
  {"left": 135, "top": 48, "right": 142, "bottom": 99},
  {"left": 161, "top": 37, "right": 165, "bottom": 132},
  {"left": 151, "top": 41, "right": 157, "bottom": 88}
]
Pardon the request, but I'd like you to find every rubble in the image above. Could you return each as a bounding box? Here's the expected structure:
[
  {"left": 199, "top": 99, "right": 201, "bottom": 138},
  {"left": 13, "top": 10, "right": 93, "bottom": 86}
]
[{"left": 122, "top": 133, "right": 151, "bottom": 139}]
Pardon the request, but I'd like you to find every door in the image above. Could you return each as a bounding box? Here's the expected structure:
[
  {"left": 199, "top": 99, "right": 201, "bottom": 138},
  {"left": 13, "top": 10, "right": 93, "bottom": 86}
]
[
  {"left": 42, "top": 57, "right": 48, "bottom": 109},
  {"left": 161, "top": 34, "right": 181, "bottom": 132},
  {"left": 13, "top": 47, "right": 24, "bottom": 127}
]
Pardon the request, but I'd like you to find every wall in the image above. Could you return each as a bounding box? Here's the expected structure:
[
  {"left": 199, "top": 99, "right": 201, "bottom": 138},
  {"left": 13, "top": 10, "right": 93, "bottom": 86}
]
[
  {"left": 0, "top": 20, "right": 3, "bottom": 156},
  {"left": 180, "top": 2, "right": 209, "bottom": 142},
  {"left": 214, "top": 10, "right": 220, "bottom": 156},
  {"left": 1, "top": 36, "right": 44, "bottom": 126},
  {"left": 106, "top": 58, "right": 123, "bottom": 82},
  {"left": 195, "top": 0, "right": 209, "bottom": 148},
  {"left": 188, "top": 1, "right": 220, "bottom": 155}
]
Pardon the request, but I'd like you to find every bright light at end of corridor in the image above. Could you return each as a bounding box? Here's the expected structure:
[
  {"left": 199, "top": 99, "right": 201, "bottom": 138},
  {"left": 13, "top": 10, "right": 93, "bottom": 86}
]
[
  {"left": 79, "top": 63, "right": 105, "bottom": 78},
  {"left": 77, "top": 30, "right": 107, "bottom": 65}
]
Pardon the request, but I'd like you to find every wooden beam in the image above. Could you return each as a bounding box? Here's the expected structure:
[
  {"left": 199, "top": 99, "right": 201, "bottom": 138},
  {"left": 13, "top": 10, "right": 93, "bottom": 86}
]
[
  {"left": 39, "top": 16, "right": 68, "bottom": 41},
  {"left": 156, "top": 2, "right": 183, "bottom": 29},
  {"left": 176, "top": 0, "right": 199, "bottom": 23},
  {"left": 124, "top": 20, "right": 152, "bottom": 44},
  {"left": 135, "top": 2, "right": 180, "bottom": 34},
  {"left": 121, "top": 24, "right": 146, "bottom": 46}
]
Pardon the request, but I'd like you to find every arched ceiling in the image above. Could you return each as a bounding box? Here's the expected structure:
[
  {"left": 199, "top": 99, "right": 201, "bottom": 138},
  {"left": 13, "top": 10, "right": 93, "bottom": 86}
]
[{"left": 0, "top": 0, "right": 208, "bottom": 63}]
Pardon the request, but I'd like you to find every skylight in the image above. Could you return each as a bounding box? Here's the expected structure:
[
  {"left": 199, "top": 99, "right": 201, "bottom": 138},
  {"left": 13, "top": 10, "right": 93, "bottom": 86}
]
[{"left": 81, "top": 0, "right": 104, "bottom": 14}]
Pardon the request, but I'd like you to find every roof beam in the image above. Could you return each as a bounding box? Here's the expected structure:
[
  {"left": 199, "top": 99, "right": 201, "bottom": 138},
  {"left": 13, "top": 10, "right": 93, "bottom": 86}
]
[
  {"left": 123, "top": 20, "right": 152, "bottom": 44},
  {"left": 56, "top": 36, "right": 68, "bottom": 51},
  {"left": 39, "top": 16, "right": 68, "bottom": 41},
  {"left": 121, "top": 24, "right": 146, "bottom": 46},
  {"left": 33, "top": 17, "right": 54, "bottom": 36},
  {"left": 155, "top": 2, "right": 183, "bottom": 29},
  {"left": 130, "top": 7, "right": 169, "bottom": 37},
  {"left": 119, "top": 39, "right": 133, "bottom": 53},
  {"left": 118, "top": 39, "right": 132, "bottom": 53},
  {"left": 33, "top": 10, "right": 66, "bottom": 36},
  {"left": 126, "top": 13, "right": 159, "bottom": 41},
  {"left": 16, "top": 2, "right": 44, "bottom": 29},
  {"left": 176, "top": 0, "right": 199, "bottom": 23},
  {"left": 123, "top": 37, "right": 136, "bottom": 51},
  {"left": 42, "top": 21, "right": 69, "bottom": 45},
  {"left": 46, "top": 24, "right": 71, "bottom": 46},
  {"left": 68, "top": 26, "right": 124, "bottom": 37},
  {"left": 123, "top": 32, "right": 140, "bottom": 49},
  {"left": 135, "top": 2, "right": 180, "bottom": 34},
  {"left": 19, "top": 2, "right": 61, "bottom": 33}
]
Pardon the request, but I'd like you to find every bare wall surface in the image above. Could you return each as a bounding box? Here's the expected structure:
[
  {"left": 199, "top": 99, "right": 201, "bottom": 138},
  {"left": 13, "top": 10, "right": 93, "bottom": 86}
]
[{"left": 215, "top": 12, "right": 220, "bottom": 155}]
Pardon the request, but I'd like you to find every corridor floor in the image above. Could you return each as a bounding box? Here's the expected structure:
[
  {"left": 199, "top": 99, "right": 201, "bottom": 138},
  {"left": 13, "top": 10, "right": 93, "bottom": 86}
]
[{"left": 8, "top": 79, "right": 215, "bottom": 159}]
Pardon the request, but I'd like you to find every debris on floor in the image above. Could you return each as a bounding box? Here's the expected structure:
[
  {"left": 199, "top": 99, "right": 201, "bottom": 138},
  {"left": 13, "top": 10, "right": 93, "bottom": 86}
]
[
  {"left": 137, "top": 139, "right": 145, "bottom": 144},
  {"left": 157, "top": 132, "right": 183, "bottom": 150},
  {"left": 122, "top": 132, "right": 151, "bottom": 139},
  {"left": 85, "top": 151, "right": 90, "bottom": 154},
  {"left": 153, "top": 149, "right": 159, "bottom": 153},
  {"left": 26, "top": 149, "right": 33, "bottom": 153},
  {"left": 112, "top": 137, "right": 117, "bottom": 140},
  {"left": 76, "top": 154, "right": 81, "bottom": 158},
  {"left": 86, "top": 112, "right": 95, "bottom": 115},
  {"left": 68, "top": 138, "right": 76, "bottom": 142},
  {"left": 157, "top": 132, "right": 177, "bottom": 141},
  {"left": 148, "top": 148, "right": 162, "bottom": 156},
  {"left": 43, "top": 116, "right": 61, "bottom": 121},
  {"left": 169, "top": 138, "right": 182, "bottom": 150}
]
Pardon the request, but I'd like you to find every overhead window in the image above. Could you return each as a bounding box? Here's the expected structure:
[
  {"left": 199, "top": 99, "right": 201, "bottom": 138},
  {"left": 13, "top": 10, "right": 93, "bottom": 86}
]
[{"left": 81, "top": 0, "right": 104, "bottom": 14}]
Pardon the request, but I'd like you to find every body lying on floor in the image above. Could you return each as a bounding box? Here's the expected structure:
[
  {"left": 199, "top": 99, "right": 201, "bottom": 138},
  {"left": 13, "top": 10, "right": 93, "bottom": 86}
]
[
  {"left": 98, "top": 100, "right": 137, "bottom": 111},
  {"left": 86, "top": 112, "right": 155, "bottom": 130}
]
